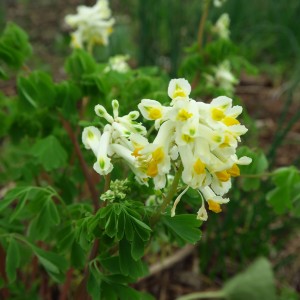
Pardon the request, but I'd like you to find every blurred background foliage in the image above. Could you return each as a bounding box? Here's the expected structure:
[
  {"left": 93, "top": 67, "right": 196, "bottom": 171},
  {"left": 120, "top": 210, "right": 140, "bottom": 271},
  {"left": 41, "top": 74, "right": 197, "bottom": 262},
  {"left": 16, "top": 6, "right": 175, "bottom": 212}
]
[{"left": 1, "top": 0, "right": 300, "bottom": 79}]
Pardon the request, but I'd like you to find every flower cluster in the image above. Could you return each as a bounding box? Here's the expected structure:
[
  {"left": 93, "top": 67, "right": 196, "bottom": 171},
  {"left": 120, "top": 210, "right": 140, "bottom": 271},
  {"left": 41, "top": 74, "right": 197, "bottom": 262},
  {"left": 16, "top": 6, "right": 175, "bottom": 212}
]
[
  {"left": 204, "top": 60, "right": 238, "bottom": 96},
  {"left": 82, "top": 99, "right": 148, "bottom": 184},
  {"left": 65, "top": 0, "right": 114, "bottom": 49},
  {"left": 212, "top": 13, "right": 230, "bottom": 40},
  {"left": 82, "top": 78, "right": 251, "bottom": 221},
  {"left": 104, "top": 55, "right": 130, "bottom": 73}
]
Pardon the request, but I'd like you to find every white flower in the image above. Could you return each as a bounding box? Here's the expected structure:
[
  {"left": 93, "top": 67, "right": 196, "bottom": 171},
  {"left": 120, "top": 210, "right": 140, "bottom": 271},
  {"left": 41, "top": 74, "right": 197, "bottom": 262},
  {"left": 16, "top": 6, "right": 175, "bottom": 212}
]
[
  {"left": 179, "top": 143, "right": 211, "bottom": 190},
  {"left": 138, "top": 99, "right": 171, "bottom": 129},
  {"left": 95, "top": 100, "right": 147, "bottom": 144},
  {"left": 104, "top": 55, "right": 130, "bottom": 73},
  {"left": 200, "top": 186, "right": 229, "bottom": 213},
  {"left": 65, "top": 0, "right": 115, "bottom": 49},
  {"left": 204, "top": 61, "right": 238, "bottom": 95},
  {"left": 82, "top": 126, "right": 101, "bottom": 156},
  {"left": 213, "top": 13, "right": 230, "bottom": 39},
  {"left": 111, "top": 143, "right": 149, "bottom": 185},
  {"left": 140, "top": 121, "right": 175, "bottom": 189},
  {"left": 168, "top": 78, "right": 191, "bottom": 102},
  {"left": 83, "top": 99, "right": 148, "bottom": 177},
  {"left": 197, "top": 197, "right": 208, "bottom": 221},
  {"left": 93, "top": 125, "right": 113, "bottom": 175}
]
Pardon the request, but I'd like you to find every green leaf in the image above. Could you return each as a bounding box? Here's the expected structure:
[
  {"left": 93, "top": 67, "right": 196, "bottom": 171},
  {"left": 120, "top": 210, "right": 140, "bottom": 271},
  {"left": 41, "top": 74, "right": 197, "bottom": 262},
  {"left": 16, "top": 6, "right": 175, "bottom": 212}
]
[
  {"left": 99, "top": 203, "right": 151, "bottom": 243},
  {"left": 162, "top": 214, "right": 202, "bottom": 245},
  {"left": 0, "top": 65, "right": 8, "bottom": 80},
  {"left": 17, "top": 71, "right": 56, "bottom": 109},
  {"left": 0, "top": 186, "right": 29, "bottom": 212},
  {"left": 9, "top": 191, "right": 29, "bottom": 222},
  {"left": 130, "top": 217, "right": 151, "bottom": 242},
  {"left": 71, "top": 241, "right": 86, "bottom": 269},
  {"left": 105, "top": 211, "right": 118, "bottom": 238},
  {"left": 56, "top": 224, "right": 75, "bottom": 252},
  {"left": 6, "top": 238, "right": 21, "bottom": 282},
  {"left": 65, "top": 49, "right": 96, "bottom": 81},
  {"left": 30, "top": 198, "right": 60, "bottom": 240},
  {"left": 116, "top": 211, "right": 126, "bottom": 240},
  {"left": 32, "top": 246, "right": 68, "bottom": 282},
  {"left": 223, "top": 257, "right": 276, "bottom": 300},
  {"left": 87, "top": 263, "right": 102, "bottom": 300},
  {"left": 118, "top": 239, "right": 148, "bottom": 278},
  {"left": 101, "top": 256, "right": 122, "bottom": 275},
  {"left": 31, "top": 135, "right": 68, "bottom": 171},
  {"left": 114, "top": 284, "right": 144, "bottom": 300},
  {"left": 0, "top": 23, "right": 32, "bottom": 69},
  {"left": 55, "top": 81, "right": 82, "bottom": 118},
  {"left": 100, "top": 281, "right": 118, "bottom": 300},
  {"left": 124, "top": 218, "right": 134, "bottom": 241},
  {"left": 131, "top": 233, "right": 145, "bottom": 261},
  {"left": 47, "top": 198, "right": 60, "bottom": 225},
  {"left": 266, "top": 167, "right": 300, "bottom": 214}
]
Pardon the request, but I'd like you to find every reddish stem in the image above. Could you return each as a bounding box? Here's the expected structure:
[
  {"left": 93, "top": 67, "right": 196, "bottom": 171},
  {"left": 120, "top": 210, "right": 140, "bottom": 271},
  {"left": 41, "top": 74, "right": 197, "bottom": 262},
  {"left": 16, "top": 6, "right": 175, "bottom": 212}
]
[
  {"left": 60, "top": 115, "right": 100, "bottom": 211},
  {"left": 59, "top": 268, "right": 74, "bottom": 300},
  {"left": 0, "top": 246, "right": 10, "bottom": 299},
  {"left": 74, "top": 175, "right": 111, "bottom": 299}
]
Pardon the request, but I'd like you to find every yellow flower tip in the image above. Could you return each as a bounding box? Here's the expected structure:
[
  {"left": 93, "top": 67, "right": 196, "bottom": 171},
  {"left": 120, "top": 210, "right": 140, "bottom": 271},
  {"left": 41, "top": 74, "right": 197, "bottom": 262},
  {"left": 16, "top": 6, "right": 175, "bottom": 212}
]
[
  {"left": 92, "top": 35, "right": 104, "bottom": 45},
  {"left": 131, "top": 146, "right": 144, "bottom": 158},
  {"left": 193, "top": 159, "right": 206, "bottom": 175},
  {"left": 148, "top": 107, "right": 162, "bottom": 120},
  {"left": 211, "top": 108, "right": 226, "bottom": 121},
  {"left": 172, "top": 84, "right": 186, "bottom": 99},
  {"left": 207, "top": 200, "right": 222, "bottom": 213},
  {"left": 146, "top": 161, "right": 158, "bottom": 177},
  {"left": 177, "top": 109, "right": 193, "bottom": 121},
  {"left": 71, "top": 35, "right": 81, "bottom": 49},
  {"left": 222, "top": 116, "right": 240, "bottom": 126},
  {"left": 152, "top": 147, "right": 164, "bottom": 163},
  {"left": 220, "top": 135, "right": 230, "bottom": 148},
  {"left": 146, "top": 147, "right": 165, "bottom": 177},
  {"left": 107, "top": 26, "right": 113, "bottom": 34},
  {"left": 227, "top": 164, "right": 240, "bottom": 177},
  {"left": 215, "top": 170, "right": 231, "bottom": 182},
  {"left": 182, "top": 134, "right": 194, "bottom": 143}
]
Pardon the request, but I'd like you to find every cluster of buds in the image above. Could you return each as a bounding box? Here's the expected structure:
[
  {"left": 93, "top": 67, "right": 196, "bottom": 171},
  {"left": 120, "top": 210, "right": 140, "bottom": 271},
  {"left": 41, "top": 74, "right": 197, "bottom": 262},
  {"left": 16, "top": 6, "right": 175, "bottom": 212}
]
[
  {"left": 82, "top": 78, "right": 251, "bottom": 221},
  {"left": 104, "top": 55, "right": 130, "bottom": 73},
  {"left": 65, "top": 0, "right": 114, "bottom": 49},
  {"left": 204, "top": 60, "right": 238, "bottom": 96},
  {"left": 212, "top": 13, "right": 230, "bottom": 40}
]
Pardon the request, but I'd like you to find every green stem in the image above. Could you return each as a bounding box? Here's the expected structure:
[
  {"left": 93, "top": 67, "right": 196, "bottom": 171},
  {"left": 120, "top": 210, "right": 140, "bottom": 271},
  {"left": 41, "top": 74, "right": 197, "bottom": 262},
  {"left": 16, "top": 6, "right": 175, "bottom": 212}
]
[
  {"left": 177, "top": 290, "right": 225, "bottom": 300},
  {"left": 146, "top": 124, "right": 156, "bottom": 138},
  {"left": 197, "top": 0, "right": 211, "bottom": 51},
  {"left": 192, "top": 0, "right": 211, "bottom": 89},
  {"left": 151, "top": 164, "right": 183, "bottom": 224}
]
